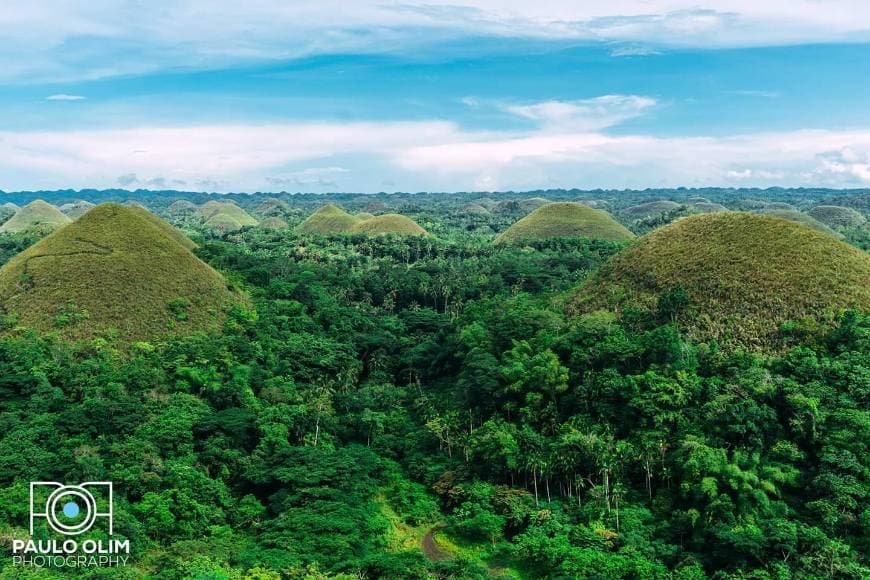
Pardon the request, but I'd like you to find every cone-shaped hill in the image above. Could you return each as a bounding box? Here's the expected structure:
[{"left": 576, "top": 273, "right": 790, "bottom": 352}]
[
  {"left": 495, "top": 202, "right": 634, "bottom": 244},
  {"left": 572, "top": 213, "right": 870, "bottom": 350},
  {"left": 621, "top": 200, "right": 681, "bottom": 219},
  {"left": 198, "top": 202, "right": 258, "bottom": 227},
  {"left": 0, "top": 200, "right": 71, "bottom": 234},
  {"left": 167, "top": 200, "right": 198, "bottom": 216},
  {"left": 297, "top": 204, "right": 360, "bottom": 235},
  {"left": 259, "top": 217, "right": 289, "bottom": 231},
  {"left": 808, "top": 205, "right": 866, "bottom": 228},
  {"left": 0, "top": 204, "right": 238, "bottom": 342},
  {"left": 351, "top": 214, "right": 427, "bottom": 236},
  {"left": 205, "top": 214, "right": 244, "bottom": 233},
  {"left": 59, "top": 200, "right": 96, "bottom": 220}
]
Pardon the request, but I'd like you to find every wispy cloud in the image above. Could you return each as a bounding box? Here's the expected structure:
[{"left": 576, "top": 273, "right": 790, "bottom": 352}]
[
  {"left": 1, "top": 2, "right": 870, "bottom": 83},
  {"left": 45, "top": 94, "right": 85, "bottom": 101},
  {"left": 504, "top": 95, "right": 656, "bottom": 131}
]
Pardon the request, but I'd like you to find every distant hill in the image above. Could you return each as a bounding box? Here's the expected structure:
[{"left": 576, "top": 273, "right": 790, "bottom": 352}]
[
  {"left": 167, "top": 200, "right": 198, "bottom": 216},
  {"left": 0, "top": 204, "right": 238, "bottom": 342},
  {"left": 808, "top": 205, "right": 866, "bottom": 228},
  {"left": 460, "top": 203, "right": 490, "bottom": 215},
  {"left": 690, "top": 202, "right": 728, "bottom": 213},
  {"left": 621, "top": 200, "right": 681, "bottom": 219},
  {"left": 297, "top": 204, "right": 360, "bottom": 235},
  {"left": 255, "top": 198, "right": 290, "bottom": 217},
  {"left": 259, "top": 217, "right": 289, "bottom": 230},
  {"left": 0, "top": 200, "right": 71, "bottom": 234},
  {"left": 59, "top": 200, "right": 96, "bottom": 219},
  {"left": 351, "top": 214, "right": 427, "bottom": 236},
  {"left": 759, "top": 209, "right": 842, "bottom": 237},
  {"left": 205, "top": 213, "right": 244, "bottom": 233},
  {"left": 496, "top": 202, "right": 634, "bottom": 244},
  {"left": 198, "top": 202, "right": 258, "bottom": 227},
  {"left": 572, "top": 212, "right": 870, "bottom": 350}
]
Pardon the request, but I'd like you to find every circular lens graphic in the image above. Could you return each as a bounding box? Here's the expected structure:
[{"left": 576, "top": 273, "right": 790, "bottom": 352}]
[{"left": 45, "top": 486, "right": 97, "bottom": 535}]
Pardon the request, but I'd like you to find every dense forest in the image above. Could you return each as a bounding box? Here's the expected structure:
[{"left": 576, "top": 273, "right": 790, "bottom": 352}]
[{"left": 0, "top": 189, "right": 866, "bottom": 578}]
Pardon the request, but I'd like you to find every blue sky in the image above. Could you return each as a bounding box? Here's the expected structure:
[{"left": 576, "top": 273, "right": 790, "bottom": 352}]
[{"left": 1, "top": 1, "right": 870, "bottom": 192}]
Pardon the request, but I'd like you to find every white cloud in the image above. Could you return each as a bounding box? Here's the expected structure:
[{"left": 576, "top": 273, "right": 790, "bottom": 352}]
[
  {"left": 3, "top": 119, "right": 870, "bottom": 191},
  {"left": 504, "top": 95, "right": 656, "bottom": 131},
  {"left": 45, "top": 94, "right": 85, "bottom": 101},
  {"left": 1, "top": 1, "right": 869, "bottom": 82}
]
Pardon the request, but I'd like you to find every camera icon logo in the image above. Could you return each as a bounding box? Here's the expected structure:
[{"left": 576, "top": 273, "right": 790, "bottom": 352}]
[{"left": 29, "top": 482, "right": 113, "bottom": 536}]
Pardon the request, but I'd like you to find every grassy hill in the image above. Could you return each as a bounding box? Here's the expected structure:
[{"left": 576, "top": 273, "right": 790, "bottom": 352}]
[
  {"left": 460, "top": 203, "right": 490, "bottom": 215},
  {"left": 0, "top": 200, "right": 72, "bottom": 234},
  {"left": 572, "top": 212, "right": 870, "bottom": 350},
  {"left": 518, "top": 197, "right": 550, "bottom": 212},
  {"left": 259, "top": 217, "right": 289, "bottom": 230},
  {"left": 0, "top": 204, "right": 238, "bottom": 342},
  {"left": 691, "top": 202, "right": 728, "bottom": 213},
  {"left": 297, "top": 204, "right": 360, "bottom": 235},
  {"left": 167, "top": 200, "right": 198, "bottom": 216},
  {"left": 621, "top": 200, "right": 681, "bottom": 219},
  {"left": 351, "top": 214, "right": 428, "bottom": 236},
  {"left": 760, "top": 209, "right": 842, "bottom": 237},
  {"left": 199, "top": 202, "right": 258, "bottom": 227},
  {"left": 496, "top": 202, "right": 635, "bottom": 244},
  {"left": 255, "top": 198, "right": 290, "bottom": 217},
  {"left": 205, "top": 213, "right": 244, "bottom": 233},
  {"left": 808, "top": 205, "right": 866, "bottom": 228},
  {"left": 59, "top": 201, "right": 96, "bottom": 219}
]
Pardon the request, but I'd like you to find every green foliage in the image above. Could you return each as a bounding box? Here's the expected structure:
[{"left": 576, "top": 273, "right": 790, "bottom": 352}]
[{"left": 0, "top": 192, "right": 866, "bottom": 578}]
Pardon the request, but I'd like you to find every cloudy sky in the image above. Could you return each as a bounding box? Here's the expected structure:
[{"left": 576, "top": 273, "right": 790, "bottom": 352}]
[{"left": 1, "top": 0, "right": 870, "bottom": 193}]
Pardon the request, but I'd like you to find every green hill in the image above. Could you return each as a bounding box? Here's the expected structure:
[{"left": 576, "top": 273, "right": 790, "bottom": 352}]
[
  {"left": 691, "top": 202, "right": 728, "bottom": 213},
  {"left": 760, "top": 209, "right": 842, "bottom": 237},
  {"left": 0, "top": 203, "right": 238, "bottom": 342},
  {"left": 59, "top": 200, "right": 96, "bottom": 219},
  {"left": 259, "top": 217, "right": 289, "bottom": 231},
  {"left": 167, "top": 200, "right": 198, "bottom": 216},
  {"left": 621, "top": 200, "right": 681, "bottom": 219},
  {"left": 198, "top": 202, "right": 258, "bottom": 227},
  {"left": 255, "top": 198, "right": 290, "bottom": 217},
  {"left": 0, "top": 206, "right": 16, "bottom": 226},
  {"left": 808, "top": 205, "right": 866, "bottom": 228},
  {"left": 0, "top": 200, "right": 71, "bottom": 233},
  {"left": 351, "top": 214, "right": 427, "bottom": 236},
  {"left": 572, "top": 212, "right": 870, "bottom": 350},
  {"left": 205, "top": 213, "right": 244, "bottom": 233},
  {"left": 461, "top": 203, "right": 490, "bottom": 215},
  {"left": 297, "top": 204, "right": 360, "bottom": 235},
  {"left": 495, "top": 202, "right": 635, "bottom": 244},
  {"left": 518, "top": 197, "right": 550, "bottom": 212}
]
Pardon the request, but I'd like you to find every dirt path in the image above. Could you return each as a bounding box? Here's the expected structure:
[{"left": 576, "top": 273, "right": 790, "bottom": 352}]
[{"left": 421, "top": 524, "right": 450, "bottom": 561}]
